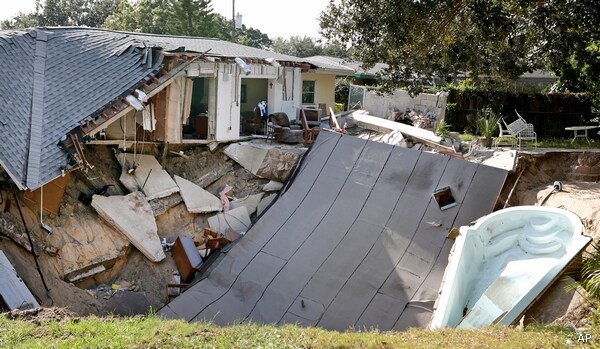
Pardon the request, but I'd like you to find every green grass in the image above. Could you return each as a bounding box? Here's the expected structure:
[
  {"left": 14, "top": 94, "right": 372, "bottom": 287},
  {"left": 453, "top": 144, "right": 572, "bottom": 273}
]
[
  {"left": 0, "top": 313, "right": 597, "bottom": 349},
  {"left": 458, "top": 134, "right": 600, "bottom": 149}
]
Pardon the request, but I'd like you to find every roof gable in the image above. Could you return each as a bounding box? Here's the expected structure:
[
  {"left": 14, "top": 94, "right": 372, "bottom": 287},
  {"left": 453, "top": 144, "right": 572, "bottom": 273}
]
[{"left": 0, "top": 28, "right": 163, "bottom": 189}]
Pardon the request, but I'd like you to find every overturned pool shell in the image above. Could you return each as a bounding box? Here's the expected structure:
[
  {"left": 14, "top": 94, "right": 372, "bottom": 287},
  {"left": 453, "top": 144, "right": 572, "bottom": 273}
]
[{"left": 430, "top": 206, "right": 591, "bottom": 329}]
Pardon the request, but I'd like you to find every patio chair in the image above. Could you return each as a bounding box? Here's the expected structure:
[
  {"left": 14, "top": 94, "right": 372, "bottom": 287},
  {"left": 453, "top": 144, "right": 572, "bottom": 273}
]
[
  {"left": 514, "top": 110, "right": 537, "bottom": 147},
  {"left": 493, "top": 118, "right": 516, "bottom": 147},
  {"left": 517, "top": 123, "right": 537, "bottom": 147}
]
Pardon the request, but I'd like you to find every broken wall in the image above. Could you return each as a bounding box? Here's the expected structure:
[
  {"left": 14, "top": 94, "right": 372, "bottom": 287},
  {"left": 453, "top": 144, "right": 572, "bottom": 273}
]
[{"left": 360, "top": 87, "right": 448, "bottom": 123}]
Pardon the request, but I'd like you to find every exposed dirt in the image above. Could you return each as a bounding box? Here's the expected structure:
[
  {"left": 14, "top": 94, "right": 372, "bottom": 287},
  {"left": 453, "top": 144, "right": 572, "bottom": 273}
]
[
  {"left": 6, "top": 307, "right": 78, "bottom": 323},
  {"left": 2, "top": 143, "right": 600, "bottom": 328},
  {"left": 0, "top": 140, "right": 282, "bottom": 317}
]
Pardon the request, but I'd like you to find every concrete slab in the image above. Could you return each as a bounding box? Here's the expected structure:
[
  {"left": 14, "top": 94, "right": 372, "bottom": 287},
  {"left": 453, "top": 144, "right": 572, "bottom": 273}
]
[
  {"left": 223, "top": 143, "right": 268, "bottom": 175},
  {"left": 0, "top": 250, "right": 40, "bottom": 310},
  {"left": 357, "top": 129, "right": 406, "bottom": 147},
  {"left": 174, "top": 175, "right": 222, "bottom": 213},
  {"left": 224, "top": 142, "right": 305, "bottom": 182},
  {"left": 92, "top": 192, "right": 165, "bottom": 262},
  {"left": 208, "top": 206, "right": 251, "bottom": 235},
  {"left": 466, "top": 148, "right": 517, "bottom": 171},
  {"left": 263, "top": 181, "right": 283, "bottom": 192},
  {"left": 350, "top": 110, "right": 441, "bottom": 143},
  {"left": 116, "top": 153, "right": 179, "bottom": 200},
  {"left": 257, "top": 193, "right": 277, "bottom": 216},
  {"left": 230, "top": 193, "right": 264, "bottom": 216}
]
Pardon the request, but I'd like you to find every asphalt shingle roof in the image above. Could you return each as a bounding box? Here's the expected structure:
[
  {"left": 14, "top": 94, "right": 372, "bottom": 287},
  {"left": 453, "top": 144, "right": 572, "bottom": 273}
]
[{"left": 0, "top": 27, "right": 166, "bottom": 189}]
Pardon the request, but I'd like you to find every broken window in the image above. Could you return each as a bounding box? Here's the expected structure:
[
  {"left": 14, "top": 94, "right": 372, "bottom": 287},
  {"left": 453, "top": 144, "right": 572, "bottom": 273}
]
[
  {"left": 433, "top": 186, "right": 456, "bottom": 210},
  {"left": 302, "top": 80, "right": 315, "bottom": 104}
]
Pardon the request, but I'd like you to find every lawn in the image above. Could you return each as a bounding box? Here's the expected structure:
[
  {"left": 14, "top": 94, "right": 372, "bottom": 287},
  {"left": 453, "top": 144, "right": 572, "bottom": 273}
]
[
  {"left": 459, "top": 134, "right": 600, "bottom": 149},
  {"left": 0, "top": 311, "right": 598, "bottom": 349}
]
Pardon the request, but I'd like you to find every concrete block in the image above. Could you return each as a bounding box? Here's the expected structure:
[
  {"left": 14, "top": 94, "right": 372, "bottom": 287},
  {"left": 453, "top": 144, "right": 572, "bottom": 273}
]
[
  {"left": 116, "top": 153, "right": 179, "bottom": 200},
  {"left": 92, "top": 192, "right": 165, "bottom": 262},
  {"left": 230, "top": 193, "right": 264, "bottom": 216},
  {"left": 208, "top": 206, "right": 251, "bottom": 235},
  {"left": 263, "top": 181, "right": 283, "bottom": 192},
  {"left": 174, "top": 175, "right": 222, "bottom": 213}
]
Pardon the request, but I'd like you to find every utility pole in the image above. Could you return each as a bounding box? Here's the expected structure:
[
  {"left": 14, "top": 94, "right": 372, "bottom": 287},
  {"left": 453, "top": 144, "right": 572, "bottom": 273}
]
[{"left": 231, "top": 0, "right": 236, "bottom": 42}]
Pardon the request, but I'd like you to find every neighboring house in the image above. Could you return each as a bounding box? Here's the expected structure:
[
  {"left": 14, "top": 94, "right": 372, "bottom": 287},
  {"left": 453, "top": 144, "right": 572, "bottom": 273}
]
[
  {"left": 305, "top": 55, "right": 388, "bottom": 86},
  {"left": 300, "top": 56, "right": 354, "bottom": 118},
  {"left": 0, "top": 27, "right": 336, "bottom": 194}
]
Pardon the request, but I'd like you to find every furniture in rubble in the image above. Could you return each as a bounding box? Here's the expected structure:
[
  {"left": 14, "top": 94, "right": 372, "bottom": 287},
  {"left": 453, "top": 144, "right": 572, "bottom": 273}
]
[
  {"left": 265, "top": 112, "right": 304, "bottom": 144},
  {"left": 171, "top": 236, "right": 203, "bottom": 283}
]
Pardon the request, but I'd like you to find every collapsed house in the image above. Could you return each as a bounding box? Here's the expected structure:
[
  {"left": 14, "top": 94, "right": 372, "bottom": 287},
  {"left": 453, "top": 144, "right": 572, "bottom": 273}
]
[
  {"left": 0, "top": 27, "right": 335, "bottom": 288},
  {"left": 0, "top": 27, "right": 338, "bottom": 193},
  {"left": 159, "top": 131, "right": 507, "bottom": 330}
]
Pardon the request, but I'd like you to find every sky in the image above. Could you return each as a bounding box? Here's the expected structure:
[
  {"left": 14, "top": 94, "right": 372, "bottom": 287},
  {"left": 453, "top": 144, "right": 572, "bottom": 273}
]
[{"left": 0, "top": 0, "right": 329, "bottom": 39}]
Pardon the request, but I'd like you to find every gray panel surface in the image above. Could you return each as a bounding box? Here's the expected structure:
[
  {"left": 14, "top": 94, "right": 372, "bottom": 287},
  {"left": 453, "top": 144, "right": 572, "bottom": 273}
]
[{"left": 158, "top": 133, "right": 507, "bottom": 331}]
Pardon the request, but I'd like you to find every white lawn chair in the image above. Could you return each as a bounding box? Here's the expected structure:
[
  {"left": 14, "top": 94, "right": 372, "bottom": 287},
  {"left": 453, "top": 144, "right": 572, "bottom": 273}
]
[
  {"left": 494, "top": 118, "right": 516, "bottom": 147},
  {"left": 514, "top": 110, "right": 537, "bottom": 147}
]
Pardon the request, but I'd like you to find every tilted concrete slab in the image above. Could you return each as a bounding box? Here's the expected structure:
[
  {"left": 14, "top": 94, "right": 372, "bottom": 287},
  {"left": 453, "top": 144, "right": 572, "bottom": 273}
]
[
  {"left": 208, "top": 206, "right": 251, "bottom": 235},
  {"left": 263, "top": 181, "right": 283, "bottom": 192},
  {"left": 223, "top": 143, "right": 268, "bottom": 175},
  {"left": 174, "top": 176, "right": 222, "bottom": 213},
  {"left": 224, "top": 142, "right": 305, "bottom": 183},
  {"left": 0, "top": 250, "right": 40, "bottom": 310},
  {"left": 230, "top": 193, "right": 264, "bottom": 216},
  {"left": 159, "top": 132, "right": 507, "bottom": 331},
  {"left": 116, "top": 153, "right": 179, "bottom": 200},
  {"left": 92, "top": 192, "right": 165, "bottom": 262},
  {"left": 256, "top": 193, "right": 277, "bottom": 216},
  {"left": 350, "top": 110, "right": 441, "bottom": 144}
]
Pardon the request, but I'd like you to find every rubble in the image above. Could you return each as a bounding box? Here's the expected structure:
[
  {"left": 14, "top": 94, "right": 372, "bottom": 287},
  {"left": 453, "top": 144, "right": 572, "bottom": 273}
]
[
  {"left": 224, "top": 142, "right": 305, "bottom": 183},
  {"left": 230, "top": 193, "right": 264, "bottom": 216},
  {"left": 208, "top": 206, "right": 251, "bottom": 235},
  {"left": 117, "top": 154, "right": 179, "bottom": 200},
  {"left": 92, "top": 192, "right": 165, "bottom": 262},
  {"left": 174, "top": 175, "right": 222, "bottom": 213},
  {"left": 148, "top": 193, "right": 184, "bottom": 217},
  {"left": 0, "top": 250, "right": 40, "bottom": 310}
]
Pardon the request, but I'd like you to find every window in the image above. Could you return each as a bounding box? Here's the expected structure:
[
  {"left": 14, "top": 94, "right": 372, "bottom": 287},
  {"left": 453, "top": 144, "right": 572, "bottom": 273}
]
[{"left": 302, "top": 80, "right": 315, "bottom": 104}]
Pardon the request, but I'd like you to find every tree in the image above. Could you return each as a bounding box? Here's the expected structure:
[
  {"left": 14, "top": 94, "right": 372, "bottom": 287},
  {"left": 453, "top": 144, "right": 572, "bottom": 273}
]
[
  {"left": 271, "top": 35, "right": 347, "bottom": 58},
  {"left": 236, "top": 26, "right": 272, "bottom": 50},
  {"left": 1, "top": 0, "right": 119, "bottom": 29},
  {"left": 319, "top": 0, "right": 600, "bottom": 96},
  {"left": 104, "top": 2, "right": 272, "bottom": 48}
]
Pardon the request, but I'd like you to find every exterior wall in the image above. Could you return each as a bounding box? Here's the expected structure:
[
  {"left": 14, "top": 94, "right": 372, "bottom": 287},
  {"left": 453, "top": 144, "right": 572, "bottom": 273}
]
[
  {"left": 268, "top": 67, "right": 302, "bottom": 122},
  {"left": 302, "top": 72, "right": 336, "bottom": 117},
  {"left": 362, "top": 88, "right": 449, "bottom": 122},
  {"left": 215, "top": 62, "right": 239, "bottom": 140},
  {"left": 165, "top": 76, "right": 187, "bottom": 143},
  {"left": 175, "top": 62, "right": 303, "bottom": 141}
]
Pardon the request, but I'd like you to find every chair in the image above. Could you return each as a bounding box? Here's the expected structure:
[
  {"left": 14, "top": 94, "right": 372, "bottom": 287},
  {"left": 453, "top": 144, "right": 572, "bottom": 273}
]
[
  {"left": 514, "top": 110, "right": 537, "bottom": 147},
  {"left": 517, "top": 123, "right": 537, "bottom": 147},
  {"left": 493, "top": 118, "right": 516, "bottom": 147}
]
